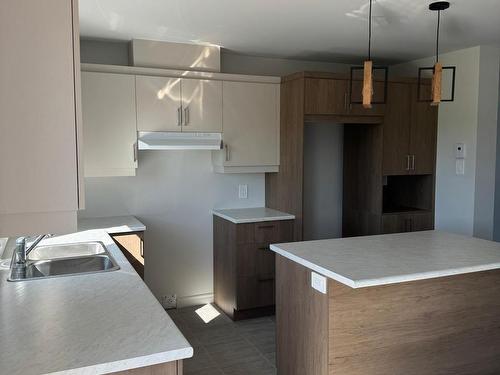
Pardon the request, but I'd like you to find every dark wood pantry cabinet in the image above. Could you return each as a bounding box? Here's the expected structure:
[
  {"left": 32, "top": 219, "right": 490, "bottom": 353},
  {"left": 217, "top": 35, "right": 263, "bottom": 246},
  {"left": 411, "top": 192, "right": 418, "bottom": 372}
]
[
  {"left": 266, "top": 72, "right": 438, "bottom": 239},
  {"left": 383, "top": 82, "right": 438, "bottom": 176}
]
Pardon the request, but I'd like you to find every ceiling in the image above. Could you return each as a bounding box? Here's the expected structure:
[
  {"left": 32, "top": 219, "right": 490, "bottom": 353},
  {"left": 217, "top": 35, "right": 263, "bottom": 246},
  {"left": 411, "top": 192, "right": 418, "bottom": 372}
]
[{"left": 79, "top": 0, "right": 500, "bottom": 64}]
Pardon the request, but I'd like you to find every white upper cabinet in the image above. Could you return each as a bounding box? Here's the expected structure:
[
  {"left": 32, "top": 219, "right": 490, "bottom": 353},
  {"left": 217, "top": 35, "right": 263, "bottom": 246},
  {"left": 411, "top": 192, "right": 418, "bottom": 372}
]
[
  {"left": 136, "top": 75, "right": 182, "bottom": 132},
  {"left": 181, "top": 79, "right": 222, "bottom": 132},
  {"left": 82, "top": 72, "right": 138, "bottom": 177},
  {"left": 212, "top": 81, "right": 280, "bottom": 173},
  {"left": 136, "top": 75, "right": 222, "bottom": 133},
  {"left": 0, "top": 0, "right": 82, "bottom": 236}
]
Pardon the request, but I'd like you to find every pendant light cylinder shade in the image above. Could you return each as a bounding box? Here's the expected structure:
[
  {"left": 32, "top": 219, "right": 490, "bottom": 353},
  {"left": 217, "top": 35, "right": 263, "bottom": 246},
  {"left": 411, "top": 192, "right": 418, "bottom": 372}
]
[
  {"left": 431, "top": 62, "right": 443, "bottom": 105},
  {"left": 363, "top": 60, "right": 373, "bottom": 108}
]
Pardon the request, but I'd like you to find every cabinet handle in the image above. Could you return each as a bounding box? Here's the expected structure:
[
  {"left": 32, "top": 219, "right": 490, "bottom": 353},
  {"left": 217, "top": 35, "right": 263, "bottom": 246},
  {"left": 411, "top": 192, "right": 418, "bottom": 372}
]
[
  {"left": 405, "top": 155, "right": 410, "bottom": 171},
  {"left": 257, "top": 224, "right": 275, "bottom": 229},
  {"left": 344, "top": 92, "right": 348, "bottom": 111},
  {"left": 140, "top": 240, "right": 144, "bottom": 258},
  {"left": 177, "top": 106, "right": 182, "bottom": 126},
  {"left": 411, "top": 155, "right": 415, "bottom": 171},
  {"left": 225, "top": 144, "right": 230, "bottom": 161},
  {"left": 133, "top": 142, "right": 138, "bottom": 163},
  {"left": 258, "top": 277, "right": 275, "bottom": 282},
  {"left": 184, "top": 107, "right": 189, "bottom": 126}
]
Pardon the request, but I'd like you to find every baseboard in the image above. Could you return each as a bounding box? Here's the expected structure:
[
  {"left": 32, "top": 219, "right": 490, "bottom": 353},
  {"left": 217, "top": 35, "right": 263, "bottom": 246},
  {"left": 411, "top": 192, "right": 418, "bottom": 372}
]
[{"left": 177, "top": 293, "right": 214, "bottom": 308}]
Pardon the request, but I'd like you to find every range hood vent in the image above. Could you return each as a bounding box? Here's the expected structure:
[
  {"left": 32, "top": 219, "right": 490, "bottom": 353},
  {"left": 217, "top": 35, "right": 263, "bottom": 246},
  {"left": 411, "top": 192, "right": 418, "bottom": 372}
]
[{"left": 138, "top": 131, "right": 223, "bottom": 150}]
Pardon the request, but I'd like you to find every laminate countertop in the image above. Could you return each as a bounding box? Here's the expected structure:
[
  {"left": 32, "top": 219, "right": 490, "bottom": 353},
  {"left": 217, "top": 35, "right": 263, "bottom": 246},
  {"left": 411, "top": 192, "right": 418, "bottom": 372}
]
[
  {"left": 0, "top": 230, "right": 193, "bottom": 375},
  {"left": 270, "top": 230, "right": 500, "bottom": 288},
  {"left": 77, "top": 215, "right": 146, "bottom": 234},
  {"left": 212, "top": 207, "right": 295, "bottom": 224}
]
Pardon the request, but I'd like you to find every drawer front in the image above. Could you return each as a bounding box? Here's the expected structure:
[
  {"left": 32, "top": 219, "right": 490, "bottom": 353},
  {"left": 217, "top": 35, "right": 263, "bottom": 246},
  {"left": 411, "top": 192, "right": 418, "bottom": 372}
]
[
  {"left": 236, "top": 276, "right": 275, "bottom": 310},
  {"left": 237, "top": 244, "right": 275, "bottom": 277},
  {"left": 254, "top": 220, "right": 294, "bottom": 245}
]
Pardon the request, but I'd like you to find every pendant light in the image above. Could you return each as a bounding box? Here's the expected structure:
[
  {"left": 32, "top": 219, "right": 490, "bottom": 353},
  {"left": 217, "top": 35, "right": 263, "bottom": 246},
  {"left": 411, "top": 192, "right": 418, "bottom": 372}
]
[
  {"left": 350, "top": 0, "right": 388, "bottom": 108},
  {"left": 417, "top": 1, "right": 456, "bottom": 105}
]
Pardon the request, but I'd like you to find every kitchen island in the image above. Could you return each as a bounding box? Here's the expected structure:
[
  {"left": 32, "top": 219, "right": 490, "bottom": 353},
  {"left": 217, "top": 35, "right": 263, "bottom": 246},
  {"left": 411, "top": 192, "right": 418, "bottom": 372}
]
[
  {"left": 0, "top": 229, "right": 192, "bottom": 375},
  {"left": 270, "top": 230, "right": 500, "bottom": 375}
]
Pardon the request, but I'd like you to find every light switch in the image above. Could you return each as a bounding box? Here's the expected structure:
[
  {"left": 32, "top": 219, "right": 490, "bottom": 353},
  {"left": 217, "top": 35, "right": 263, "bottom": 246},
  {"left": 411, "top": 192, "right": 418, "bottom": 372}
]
[
  {"left": 238, "top": 184, "right": 248, "bottom": 199},
  {"left": 455, "top": 143, "right": 466, "bottom": 159},
  {"left": 311, "top": 272, "right": 327, "bottom": 294}
]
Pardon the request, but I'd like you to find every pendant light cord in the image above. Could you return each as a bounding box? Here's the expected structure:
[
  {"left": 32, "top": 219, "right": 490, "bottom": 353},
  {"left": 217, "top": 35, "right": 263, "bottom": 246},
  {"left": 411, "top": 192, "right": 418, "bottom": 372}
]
[
  {"left": 368, "top": 0, "right": 372, "bottom": 61},
  {"left": 435, "top": 9, "right": 441, "bottom": 63}
]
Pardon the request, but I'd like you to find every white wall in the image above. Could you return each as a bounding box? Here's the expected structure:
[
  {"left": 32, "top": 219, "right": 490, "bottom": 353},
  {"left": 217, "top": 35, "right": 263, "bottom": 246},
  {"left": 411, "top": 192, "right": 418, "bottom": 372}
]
[
  {"left": 79, "top": 41, "right": 350, "bottom": 306},
  {"left": 80, "top": 151, "right": 265, "bottom": 306},
  {"left": 392, "top": 46, "right": 500, "bottom": 239}
]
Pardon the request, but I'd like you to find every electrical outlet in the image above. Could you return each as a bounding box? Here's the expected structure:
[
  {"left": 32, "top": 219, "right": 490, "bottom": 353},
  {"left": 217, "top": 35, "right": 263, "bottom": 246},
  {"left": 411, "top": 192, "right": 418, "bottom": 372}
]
[
  {"left": 238, "top": 184, "right": 248, "bottom": 199},
  {"left": 162, "top": 294, "right": 177, "bottom": 310}
]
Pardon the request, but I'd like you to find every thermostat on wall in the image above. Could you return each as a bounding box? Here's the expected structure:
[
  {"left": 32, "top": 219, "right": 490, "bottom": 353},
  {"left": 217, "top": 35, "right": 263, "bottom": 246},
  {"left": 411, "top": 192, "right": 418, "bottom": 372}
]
[{"left": 456, "top": 143, "right": 466, "bottom": 159}]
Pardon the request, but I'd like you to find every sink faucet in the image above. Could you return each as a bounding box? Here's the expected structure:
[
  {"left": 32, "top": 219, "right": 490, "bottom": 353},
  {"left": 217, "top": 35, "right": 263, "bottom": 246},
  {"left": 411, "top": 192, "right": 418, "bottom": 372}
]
[{"left": 14, "top": 234, "right": 52, "bottom": 265}]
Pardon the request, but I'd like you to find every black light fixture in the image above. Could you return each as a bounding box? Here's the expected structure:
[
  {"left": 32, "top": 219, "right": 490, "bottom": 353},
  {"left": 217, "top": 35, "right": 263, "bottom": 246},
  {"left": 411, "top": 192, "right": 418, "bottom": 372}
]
[
  {"left": 350, "top": 0, "right": 388, "bottom": 108},
  {"left": 417, "top": 1, "right": 456, "bottom": 105}
]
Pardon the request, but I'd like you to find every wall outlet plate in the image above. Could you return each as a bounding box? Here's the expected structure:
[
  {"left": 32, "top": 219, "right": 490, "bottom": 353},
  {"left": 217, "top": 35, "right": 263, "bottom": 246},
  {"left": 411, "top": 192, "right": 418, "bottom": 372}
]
[
  {"left": 311, "top": 272, "right": 327, "bottom": 294},
  {"left": 162, "top": 294, "right": 177, "bottom": 309},
  {"left": 238, "top": 184, "right": 248, "bottom": 199}
]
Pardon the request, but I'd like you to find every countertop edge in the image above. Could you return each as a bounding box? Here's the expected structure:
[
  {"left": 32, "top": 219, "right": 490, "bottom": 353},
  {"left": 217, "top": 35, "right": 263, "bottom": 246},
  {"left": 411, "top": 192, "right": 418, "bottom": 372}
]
[
  {"left": 270, "top": 244, "right": 500, "bottom": 289},
  {"left": 77, "top": 216, "right": 146, "bottom": 234},
  {"left": 49, "top": 347, "right": 194, "bottom": 375},
  {"left": 212, "top": 211, "right": 295, "bottom": 224}
]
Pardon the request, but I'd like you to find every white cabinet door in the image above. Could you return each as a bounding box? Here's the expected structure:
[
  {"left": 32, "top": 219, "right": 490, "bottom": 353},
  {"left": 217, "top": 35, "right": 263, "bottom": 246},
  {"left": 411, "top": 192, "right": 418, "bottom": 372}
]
[
  {"left": 214, "top": 82, "right": 279, "bottom": 172},
  {"left": 82, "top": 72, "right": 137, "bottom": 177},
  {"left": 0, "top": 0, "right": 81, "bottom": 236},
  {"left": 181, "top": 79, "right": 222, "bottom": 132},
  {"left": 136, "top": 75, "right": 182, "bottom": 132}
]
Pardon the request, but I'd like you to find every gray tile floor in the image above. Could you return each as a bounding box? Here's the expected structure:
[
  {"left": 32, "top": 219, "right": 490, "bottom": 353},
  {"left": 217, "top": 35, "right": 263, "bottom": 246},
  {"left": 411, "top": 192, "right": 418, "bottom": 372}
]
[{"left": 167, "top": 305, "right": 276, "bottom": 375}]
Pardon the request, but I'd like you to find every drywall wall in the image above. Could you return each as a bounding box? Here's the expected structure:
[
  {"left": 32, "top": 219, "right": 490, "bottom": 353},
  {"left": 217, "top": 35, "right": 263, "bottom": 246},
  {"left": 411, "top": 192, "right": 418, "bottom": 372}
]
[
  {"left": 493, "top": 61, "right": 500, "bottom": 242},
  {"left": 303, "top": 124, "right": 344, "bottom": 240},
  {"left": 80, "top": 39, "right": 130, "bottom": 65},
  {"left": 79, "top": 39, "right": 350, "bottom": 306},
  {"left": 221, "top": 51, "right": 350, "bottom": 76},
  {"left": 80, "top": 151, "right": 265, "bottom": 306},
  {"left": 392, "top": 46, "right": 500, "bottom": 239}
]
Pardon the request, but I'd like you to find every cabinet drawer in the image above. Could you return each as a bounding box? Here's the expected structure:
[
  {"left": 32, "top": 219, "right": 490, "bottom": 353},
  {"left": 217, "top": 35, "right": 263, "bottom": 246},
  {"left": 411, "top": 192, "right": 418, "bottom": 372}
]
[
  {"left": 236, "top": 276, "right": 275, "bottom": 310},
  {"left": 382, "top": 212, "right": 434, "bottom": 234},
  {"left": 254, "top": 220, "right": 294, "bottom": 244},
  {"left": 237, "top": 244, "right": 276, "bottom": 277}
]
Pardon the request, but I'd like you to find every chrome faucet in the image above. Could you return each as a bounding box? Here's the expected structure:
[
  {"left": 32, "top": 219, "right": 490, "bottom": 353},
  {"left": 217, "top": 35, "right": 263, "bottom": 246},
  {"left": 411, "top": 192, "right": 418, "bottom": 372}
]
[{"left": 12, "top": 235, "right": 52, "bottom": 269}]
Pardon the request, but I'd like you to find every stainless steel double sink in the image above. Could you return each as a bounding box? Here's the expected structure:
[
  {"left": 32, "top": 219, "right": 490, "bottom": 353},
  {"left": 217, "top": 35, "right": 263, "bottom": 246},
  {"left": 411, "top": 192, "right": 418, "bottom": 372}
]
[{"left": 8, "top": 241, "right": 120, "bottom": 281}]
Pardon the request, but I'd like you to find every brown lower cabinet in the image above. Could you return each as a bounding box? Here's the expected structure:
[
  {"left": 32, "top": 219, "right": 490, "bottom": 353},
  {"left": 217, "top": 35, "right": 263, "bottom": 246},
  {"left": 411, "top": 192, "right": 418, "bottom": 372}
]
[
  {"left": 382, "top": 211, "right": 434, "bottom": 234},
  {"left": 110, "top": 360, "right": 182, "bottom": 375},
  {"left": 112, "top": 231, "right": 145, "bottom": 279},
  {"left": 213, "top": 216, "right": 294, "bottom": 320}
]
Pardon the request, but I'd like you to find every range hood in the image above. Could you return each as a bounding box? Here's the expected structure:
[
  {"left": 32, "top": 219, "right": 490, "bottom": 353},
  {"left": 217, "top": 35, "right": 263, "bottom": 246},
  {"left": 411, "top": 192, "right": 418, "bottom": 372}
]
[{"left": 137, "top": 131, "right": 223, "bottom": 150}]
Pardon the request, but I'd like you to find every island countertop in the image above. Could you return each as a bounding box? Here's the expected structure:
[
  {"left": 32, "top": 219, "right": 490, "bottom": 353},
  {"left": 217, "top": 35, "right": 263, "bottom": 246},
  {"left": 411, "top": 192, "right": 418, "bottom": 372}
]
[
  {"left": 0, "top": 229, "right": 192, "bottom": 375},
  {"left": 270, "top": 230, "right": 500, "bottom": 288}
]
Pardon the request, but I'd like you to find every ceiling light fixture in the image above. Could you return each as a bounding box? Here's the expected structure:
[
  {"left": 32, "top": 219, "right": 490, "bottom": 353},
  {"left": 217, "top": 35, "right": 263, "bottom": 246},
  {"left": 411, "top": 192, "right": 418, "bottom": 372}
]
[
  {"left": 350, "top": 0, "right": 388, "bottom": 109},
  {"left": 417, "top": 1, "right": 456, "bottom": 105}
]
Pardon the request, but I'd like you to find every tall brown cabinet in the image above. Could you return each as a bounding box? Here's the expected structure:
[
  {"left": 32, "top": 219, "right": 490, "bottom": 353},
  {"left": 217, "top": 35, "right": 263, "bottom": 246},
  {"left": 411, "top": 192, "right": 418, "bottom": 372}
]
[{"left": 266, "top": 72, "right": 438, "bottom": 240}]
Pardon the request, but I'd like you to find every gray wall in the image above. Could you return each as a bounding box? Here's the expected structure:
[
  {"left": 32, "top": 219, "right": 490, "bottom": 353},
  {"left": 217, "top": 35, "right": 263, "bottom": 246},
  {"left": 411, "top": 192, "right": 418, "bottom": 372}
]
[
  {"left": 79, "top": 39, "right": 349, "bottom": 306},
  {"left": 303, "top": 124, "right": 344, "bottom": 240},
  {"left": 493, "top": 60, "right": 500, "bottom": 241},
  {"left": 80, "top": 39, "right": 130, "bottom": 65}
]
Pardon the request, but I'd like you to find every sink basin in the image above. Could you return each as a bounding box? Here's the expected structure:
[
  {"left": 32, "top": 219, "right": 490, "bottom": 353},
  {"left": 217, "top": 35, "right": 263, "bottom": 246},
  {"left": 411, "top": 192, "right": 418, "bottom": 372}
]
[
  {"left": 8, "top": 241, "right": 120, "bottom": 281},
  {"left": 27, "top": 241, "right": 106, "bottom": 260},
  {"left": 24, "top": 255, "right": 119, "bottom": 279}
]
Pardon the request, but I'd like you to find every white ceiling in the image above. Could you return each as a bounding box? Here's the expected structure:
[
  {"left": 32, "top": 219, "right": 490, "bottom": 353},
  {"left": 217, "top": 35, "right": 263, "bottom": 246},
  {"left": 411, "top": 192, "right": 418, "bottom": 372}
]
[{"left": 79, "top": 0, "right": 500, "bottom": 63}]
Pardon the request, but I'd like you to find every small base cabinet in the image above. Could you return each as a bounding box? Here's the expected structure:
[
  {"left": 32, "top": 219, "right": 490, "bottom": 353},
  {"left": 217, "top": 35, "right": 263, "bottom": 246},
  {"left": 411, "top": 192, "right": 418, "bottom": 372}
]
[
  {"left": 112, "top": 231, "right": 145, "bottom": 279},
  {"left": 213, "top": 216, "right": 293, "bottom": 320}
]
